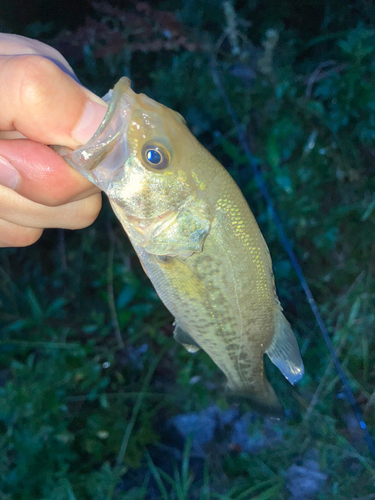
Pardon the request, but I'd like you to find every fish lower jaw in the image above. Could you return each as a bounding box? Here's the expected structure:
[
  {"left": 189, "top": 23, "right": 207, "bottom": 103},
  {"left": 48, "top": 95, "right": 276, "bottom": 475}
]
[{"left": 123, "top": 210, "right": 174, "bottom": 227}]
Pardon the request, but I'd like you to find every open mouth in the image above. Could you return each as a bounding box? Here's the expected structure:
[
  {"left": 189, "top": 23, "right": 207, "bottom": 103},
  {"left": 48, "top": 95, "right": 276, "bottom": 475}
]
[{"left": 55, "top": 81, "right": 134, "bottom": 188}]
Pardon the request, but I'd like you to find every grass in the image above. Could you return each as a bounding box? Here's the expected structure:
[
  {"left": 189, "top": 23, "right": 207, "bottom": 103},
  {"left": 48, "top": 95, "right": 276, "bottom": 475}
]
[{"left": 1, "top": 1, "right": 375, "bottom": 498}]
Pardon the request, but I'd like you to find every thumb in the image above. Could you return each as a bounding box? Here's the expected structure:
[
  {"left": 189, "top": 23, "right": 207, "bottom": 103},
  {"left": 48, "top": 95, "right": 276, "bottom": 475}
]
[{"left": 0, "top": 54, "right": 107, "bottom": 149}]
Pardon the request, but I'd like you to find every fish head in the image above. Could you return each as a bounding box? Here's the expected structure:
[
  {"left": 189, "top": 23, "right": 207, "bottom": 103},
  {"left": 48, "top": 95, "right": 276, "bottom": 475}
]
[{"left": 58, "top": 77, "right": 203, "bottom": 220}]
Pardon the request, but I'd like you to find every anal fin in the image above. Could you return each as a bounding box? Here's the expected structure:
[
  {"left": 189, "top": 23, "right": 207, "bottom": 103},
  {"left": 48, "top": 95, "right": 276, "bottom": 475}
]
[
  {"left": 265, "top": 309, "right": 304, "bottom": 385},
  {"left": 173, "top": 323, "right": 200, "bottom": 354}
]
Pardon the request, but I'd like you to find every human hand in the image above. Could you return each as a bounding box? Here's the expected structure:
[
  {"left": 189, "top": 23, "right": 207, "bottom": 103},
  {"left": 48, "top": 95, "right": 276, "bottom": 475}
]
[{"left": 0, "top": 34, "right": 108, "bottom": 247}]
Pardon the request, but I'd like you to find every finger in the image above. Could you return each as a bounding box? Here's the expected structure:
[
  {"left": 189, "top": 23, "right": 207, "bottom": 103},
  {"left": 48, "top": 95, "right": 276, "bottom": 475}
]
[
  {"left": 0, "top": 54, "right": 107, "bottom": 148},
  {"left": 0, "top": 185, "right": 102, "bottom": 229},
  {"left": 0, "top": 139, "right": 99, "bottom": 206},
  {"left": 0, "top": 217, "right": 43, "bottom": 247},
  {"left": 0, "top": 34, "right": 77, "bottom": 79},
  {"left": 0, "top": 131, "right": 26, "bottom": 140}
]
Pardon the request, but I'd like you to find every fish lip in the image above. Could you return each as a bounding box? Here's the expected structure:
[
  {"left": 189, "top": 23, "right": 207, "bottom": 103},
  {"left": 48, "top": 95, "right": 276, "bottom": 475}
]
[{"left": 56, "top": 79, "right": 135, "bottom": 187}]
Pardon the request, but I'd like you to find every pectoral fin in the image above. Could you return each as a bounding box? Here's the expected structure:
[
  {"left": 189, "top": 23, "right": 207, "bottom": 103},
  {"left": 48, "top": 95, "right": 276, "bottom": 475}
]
[
  {"left": 144, "top": 196, "right": 211, "bottom": 257},
  {"left": 173, "top": 323, "right": 201, "bottom": 353},
  {"left": 265, "top": 309, "right": 304, "bottom": 385}
]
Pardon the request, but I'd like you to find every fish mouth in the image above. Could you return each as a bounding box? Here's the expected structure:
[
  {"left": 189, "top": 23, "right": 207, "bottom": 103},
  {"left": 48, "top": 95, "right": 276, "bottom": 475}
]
[{"left": 56, "top": 78, "right": 134, "bottom": 191}]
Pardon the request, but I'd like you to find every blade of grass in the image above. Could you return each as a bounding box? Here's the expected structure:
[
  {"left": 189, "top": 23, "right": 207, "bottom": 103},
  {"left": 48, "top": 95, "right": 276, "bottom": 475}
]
[
  {"left": 199, "top": 460, "right": 211, "bottom": 500},
  {"left": 146, "top": 451, "right": 169, "bottom": 500},
  {"left": 26, "top": 287, "right": 44, "bottom": 320},
  {"left": 180, "top": 435, "right": 193, "bottom": 495},
  {"left": 227, "top": 478, "right": 283, "bottom": 500},
  {"left": 145, "top": 439, "right": 194, "bottom": 500},
  {"left": 64, "top": 479, "right": 78, "bottom": 500},
  {"left": 116, "top": 345, "right": 168, "bottom": 467},
  {"left": 0, "top": 340, "right": 81, "bottom": 349}
]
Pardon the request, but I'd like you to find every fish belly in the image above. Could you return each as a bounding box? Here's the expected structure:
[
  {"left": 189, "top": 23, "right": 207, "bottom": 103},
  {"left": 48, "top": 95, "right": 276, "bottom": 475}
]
[{"left": 130, "top": 204, "right": 281, "bottom": 411}]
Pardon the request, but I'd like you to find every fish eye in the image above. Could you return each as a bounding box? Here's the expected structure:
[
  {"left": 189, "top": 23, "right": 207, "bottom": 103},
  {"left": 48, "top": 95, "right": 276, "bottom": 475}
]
[{"left": 141, "top": 143, "right": 171, "bottom": 170}]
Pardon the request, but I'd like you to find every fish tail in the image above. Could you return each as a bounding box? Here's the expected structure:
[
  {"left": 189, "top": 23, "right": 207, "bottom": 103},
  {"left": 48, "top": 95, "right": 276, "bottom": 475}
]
[{"left": 226, "top": 378, "right": 284, "bottom": 417}]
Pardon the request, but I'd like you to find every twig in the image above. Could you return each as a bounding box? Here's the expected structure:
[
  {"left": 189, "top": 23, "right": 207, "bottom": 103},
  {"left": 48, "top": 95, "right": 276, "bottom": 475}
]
[
  {"left": 0, "top": 340, "right": 80, "bottom": 349},
  {"left": 106, "top": 220, "right": 125, "bottom": 350},
  {"left": 223, "top": 1, "right": 240, "bottom": 56},
  {"left": 57, "top": 228, "right": 67, "bottom": 271},
  {"left": 305, "top": 61, "right": 348, "bottom": 97}
]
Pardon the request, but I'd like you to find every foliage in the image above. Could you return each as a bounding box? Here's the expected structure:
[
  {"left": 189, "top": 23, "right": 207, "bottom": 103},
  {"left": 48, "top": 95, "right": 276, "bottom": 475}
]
[{"left": 1, "top": 1, "right": 375, "bottom": 498}]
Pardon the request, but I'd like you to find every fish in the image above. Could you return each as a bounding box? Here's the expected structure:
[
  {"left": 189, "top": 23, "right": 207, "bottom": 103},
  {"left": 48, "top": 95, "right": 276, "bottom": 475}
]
[{"left": 56, "top": 77, "right": 304, "bottom": 414}]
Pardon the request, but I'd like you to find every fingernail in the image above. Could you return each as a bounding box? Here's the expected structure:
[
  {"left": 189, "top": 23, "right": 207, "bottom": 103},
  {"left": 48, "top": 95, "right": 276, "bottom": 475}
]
[
  {"left": 72, "top": 100, "right": 107, "bottom": 145},
  {"left": 0, "top": 155, "right": 20, "bottom": 190}
]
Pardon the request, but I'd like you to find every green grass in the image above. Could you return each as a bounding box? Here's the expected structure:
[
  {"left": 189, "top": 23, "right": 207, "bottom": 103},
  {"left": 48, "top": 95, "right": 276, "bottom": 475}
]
[{"left": 1, "top": 1, "right": 375, "bottom": 498}]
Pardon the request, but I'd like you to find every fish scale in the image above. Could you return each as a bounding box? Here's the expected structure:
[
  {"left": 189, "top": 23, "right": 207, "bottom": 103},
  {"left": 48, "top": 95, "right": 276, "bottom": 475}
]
[{"left": 57, "top": 77, "right": 304, "bottom": 414}]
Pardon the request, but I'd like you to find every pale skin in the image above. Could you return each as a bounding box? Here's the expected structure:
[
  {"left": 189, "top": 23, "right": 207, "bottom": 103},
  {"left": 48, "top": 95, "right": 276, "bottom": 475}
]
[{"left": 0, "top": 34, "right": 108, "bottom": 247}]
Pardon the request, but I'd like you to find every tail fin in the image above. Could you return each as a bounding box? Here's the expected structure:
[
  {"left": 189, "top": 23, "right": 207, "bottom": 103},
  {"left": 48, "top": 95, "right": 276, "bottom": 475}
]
[
  {"left": 226, "top": 379, "right": 284, "bottom": 418},
  {"left": 266, "top": 309, "right": 304, "bottom": 385}
]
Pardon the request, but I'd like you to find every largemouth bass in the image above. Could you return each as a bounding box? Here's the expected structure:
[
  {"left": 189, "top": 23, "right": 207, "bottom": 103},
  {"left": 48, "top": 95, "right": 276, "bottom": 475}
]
[{"left": 57, "top": 77, "right": 304, "bottom": 414}]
